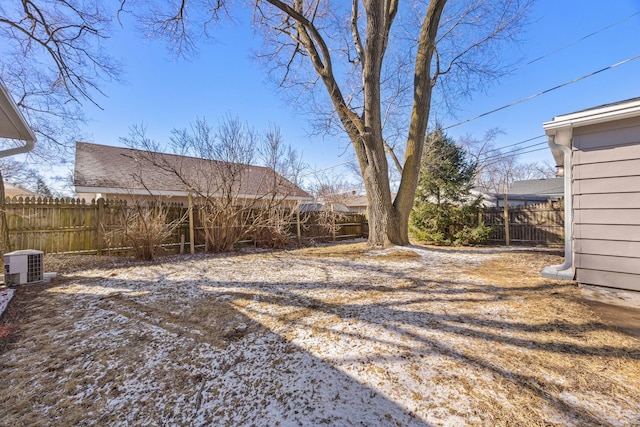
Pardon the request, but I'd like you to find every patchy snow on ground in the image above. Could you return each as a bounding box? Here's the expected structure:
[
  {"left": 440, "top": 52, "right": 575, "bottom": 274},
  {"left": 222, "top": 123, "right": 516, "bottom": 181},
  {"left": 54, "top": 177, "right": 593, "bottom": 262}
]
[
  {"left": 0, "top": 287, "right": 14, "bottom": 318},
  {"left": 1, "top": 244, "right": 639, "bottom": 426}
]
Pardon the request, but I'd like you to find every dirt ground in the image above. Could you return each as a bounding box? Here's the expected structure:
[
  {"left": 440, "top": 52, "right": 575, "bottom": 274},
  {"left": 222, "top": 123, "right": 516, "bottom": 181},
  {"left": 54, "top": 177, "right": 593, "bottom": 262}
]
[{"left": 1, "top": 242, "right": 639, "bottom": 426}]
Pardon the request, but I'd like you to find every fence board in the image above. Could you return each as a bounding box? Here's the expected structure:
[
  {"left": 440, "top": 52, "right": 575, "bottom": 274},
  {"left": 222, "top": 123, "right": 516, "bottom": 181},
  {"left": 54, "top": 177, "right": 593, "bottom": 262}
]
[
  {"left": 481, "top": 200, "right": 564, "bottom": 246},
  {"left": 3, "top": 197, "right": 368, "bottom": 254}
]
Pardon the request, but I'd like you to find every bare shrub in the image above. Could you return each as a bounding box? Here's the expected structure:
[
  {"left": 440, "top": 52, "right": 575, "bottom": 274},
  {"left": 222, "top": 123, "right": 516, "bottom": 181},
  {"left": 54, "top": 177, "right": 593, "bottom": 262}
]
[
  {"left": 315, "top": 207, "right": 348, "bottom": 237},
  {"left": 121, "top": 116, "right": 308, "bottom": 253},
  {"left": 119, "top": 202, "right": 186, "bottom": 260}
]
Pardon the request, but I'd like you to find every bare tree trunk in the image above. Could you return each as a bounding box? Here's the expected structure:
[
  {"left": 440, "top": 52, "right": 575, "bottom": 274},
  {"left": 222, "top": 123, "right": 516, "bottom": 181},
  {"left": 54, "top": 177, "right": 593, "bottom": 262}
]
[
  {"left": 389, "top": 0, "right": 447, "bottom": 246},
  {"left": 356, "top": 139, "right": 393, "bottom": 247}
]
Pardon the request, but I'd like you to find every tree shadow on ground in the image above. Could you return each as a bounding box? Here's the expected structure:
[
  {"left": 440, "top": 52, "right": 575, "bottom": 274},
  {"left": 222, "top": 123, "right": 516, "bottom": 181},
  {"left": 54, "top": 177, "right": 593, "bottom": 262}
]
[
  {"left": 15, "top": 247, "right": 640, "bottom": 426},
  {"left": 0, "top": 280, "right": 432, "bottom": 426}
]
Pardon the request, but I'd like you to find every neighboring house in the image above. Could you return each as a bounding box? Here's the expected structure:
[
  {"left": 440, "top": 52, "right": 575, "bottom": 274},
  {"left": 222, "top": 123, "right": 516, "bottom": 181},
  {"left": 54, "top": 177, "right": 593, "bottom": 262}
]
[
  {"left": 470, "top": 187, "right": 497, "bottom": 207},
  {"left": 299, "top": 201, "right": 351, "bottom": 213},
  {"left": 495, "top": 178, "right": 564, "bottom": 207},
  {"left": 4, "top": 182, "right": 38, "bottom": 198},
  {"left": 341, "top": 193, "right": 369, "bottom": 215},
  {"left": 73, "top": 142, "right": 312, "bottom": 206},
  {"left": 542, "top": 97, "right": 640, "bottom": 302},
  {"left": 341, "top": 188, "right": 494, "bottom": 215}
]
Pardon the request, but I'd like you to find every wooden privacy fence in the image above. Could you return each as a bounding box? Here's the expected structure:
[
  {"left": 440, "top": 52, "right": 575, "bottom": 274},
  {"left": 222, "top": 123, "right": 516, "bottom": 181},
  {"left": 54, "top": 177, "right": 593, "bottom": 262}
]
[
  {"left": 3, "top": 197, "right": 369, "bottom": 255},
  {"left": 481, "top": 199, "right": 564, "bottom": 246}
]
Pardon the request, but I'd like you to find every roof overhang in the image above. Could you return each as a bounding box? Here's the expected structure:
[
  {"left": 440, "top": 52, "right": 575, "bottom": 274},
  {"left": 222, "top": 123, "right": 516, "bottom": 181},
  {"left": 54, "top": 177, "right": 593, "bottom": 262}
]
[
  {"left": 543, "top": 98, "right": 640, "bottom": 166},
  {"left": 0, "top": 82, "right": 36, "bottom": 157}
]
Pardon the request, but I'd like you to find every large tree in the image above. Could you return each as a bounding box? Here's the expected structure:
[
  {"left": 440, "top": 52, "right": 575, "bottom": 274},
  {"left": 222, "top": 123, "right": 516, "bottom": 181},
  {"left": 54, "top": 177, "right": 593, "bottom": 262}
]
[
  {"left": 125, "top": 0, "right": 530, "bottom": 246},
  {"left": 1, "top": 0, "right": 531, "bottom": 247}
]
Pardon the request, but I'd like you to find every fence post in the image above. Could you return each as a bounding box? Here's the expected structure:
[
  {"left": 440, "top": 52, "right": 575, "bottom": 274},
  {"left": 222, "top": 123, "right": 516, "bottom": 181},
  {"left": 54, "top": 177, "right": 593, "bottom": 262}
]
[
  {"left": 96, "top": 198, "right": 104, "bottom": 256},
  {"left": 188, "top": 191, "right": 195, "bottom": 254},
  {"left": 361, "top": 214, "right": 366, "bottom": 238},
  {"left": 296, "top": 204, "right": 301, "bottom": 243},
  {"left": 503, "top": 195, "right": 510, "bottom": 246},
  {"left": 331, "top": 203, "right": 336, "bottom": 242}
]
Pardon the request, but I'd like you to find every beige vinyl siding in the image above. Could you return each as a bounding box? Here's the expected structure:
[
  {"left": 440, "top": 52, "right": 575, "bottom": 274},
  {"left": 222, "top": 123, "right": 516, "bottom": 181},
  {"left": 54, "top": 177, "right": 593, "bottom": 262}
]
[
  {"left": 572, "top": 120, "right": 640, "bottom": 292},
  {"left": 575, "top": 239, "right": 640, "bottom": 258}
]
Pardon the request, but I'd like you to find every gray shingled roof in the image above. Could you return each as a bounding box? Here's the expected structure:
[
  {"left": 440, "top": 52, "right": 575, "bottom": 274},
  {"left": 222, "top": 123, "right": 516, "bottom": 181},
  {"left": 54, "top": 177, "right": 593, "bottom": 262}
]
[
  {"left": 508, "top": 178, "right": 564, "bottom": 196},
  {"left": 73, "top": 142, "right": 312, "bottom": 200},
  {"left": 554, "top": 96, "right": 640, "bottom": 118}
]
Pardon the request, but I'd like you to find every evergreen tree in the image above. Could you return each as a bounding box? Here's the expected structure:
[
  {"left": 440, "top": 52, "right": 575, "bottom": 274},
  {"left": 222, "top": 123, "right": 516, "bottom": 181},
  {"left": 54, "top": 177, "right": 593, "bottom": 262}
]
[
  {"left": 417, "top": 128, "right": 477, "bottom": 206},
  {"left": 36, "top": 177, "right": 54, "bottom": 198},
  {"left": 411, "top": 128, "right": 490, "bottom": 245}
]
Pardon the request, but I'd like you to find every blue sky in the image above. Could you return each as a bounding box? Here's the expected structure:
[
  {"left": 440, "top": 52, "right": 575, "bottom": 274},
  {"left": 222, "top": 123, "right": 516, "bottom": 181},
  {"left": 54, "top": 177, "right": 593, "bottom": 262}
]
[{"left": 76, "top": 0, "right": 640, "bottom": 191}]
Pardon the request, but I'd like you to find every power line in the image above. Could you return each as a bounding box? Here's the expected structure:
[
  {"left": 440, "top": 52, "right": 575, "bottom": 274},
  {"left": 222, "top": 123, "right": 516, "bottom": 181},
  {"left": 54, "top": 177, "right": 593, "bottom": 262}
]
[
  {"left": 523, "top": 11, "right": 640, "bottom": 68},
  {"left": 480, "top": 140, "right": 548, "bottom": 162},
  {"left": 449, "top": 10, "right": 640, "bottom": 131},
  {"left": 480, "top": 147, "right": 550, "bottom": 169},
  {"left": 478, "top": 134, "right": 545, "bottom": 156},
  {"left": 301, "top": 160, "right": 352, "bottom": 177},
  {"left": 444, "top": 53, "right": 640, "bottom": 130},
  {"left": 297, "top": 11, "right": 640, "bottom": 178}
]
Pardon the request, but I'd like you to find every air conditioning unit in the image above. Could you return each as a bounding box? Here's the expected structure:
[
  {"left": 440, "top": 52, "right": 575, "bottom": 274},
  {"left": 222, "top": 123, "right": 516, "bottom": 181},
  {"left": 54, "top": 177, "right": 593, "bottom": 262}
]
[{"left": 4, "top": 250, "right": 44, "bottom": 285}]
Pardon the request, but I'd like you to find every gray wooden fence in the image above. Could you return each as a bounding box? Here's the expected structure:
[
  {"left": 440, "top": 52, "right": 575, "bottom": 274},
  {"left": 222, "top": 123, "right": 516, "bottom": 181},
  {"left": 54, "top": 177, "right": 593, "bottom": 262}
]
[
  {"left": 3, "top": 197, "right": 369, "bottom": 255},
  {"left": 481, "top": 200, "right": 564, "bottom": 246}
]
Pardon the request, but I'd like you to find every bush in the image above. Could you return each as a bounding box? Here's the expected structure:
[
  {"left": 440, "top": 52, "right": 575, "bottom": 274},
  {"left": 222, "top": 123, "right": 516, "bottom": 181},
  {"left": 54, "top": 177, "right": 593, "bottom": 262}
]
[
  {"left": 453, "top": 223, "right": 492, "bottom": 246},
  {"left": 119, "top": 202, "right": 184, "bottom": 260},
  {"left": 409, "top": 201, "right": 491, "bottom": 246}
]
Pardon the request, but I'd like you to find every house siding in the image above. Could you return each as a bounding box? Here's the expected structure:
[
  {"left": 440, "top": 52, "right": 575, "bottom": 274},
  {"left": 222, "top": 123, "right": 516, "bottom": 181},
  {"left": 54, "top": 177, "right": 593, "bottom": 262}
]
[{"left": 572, "top": 120, "right": 640, "bottom": 292}]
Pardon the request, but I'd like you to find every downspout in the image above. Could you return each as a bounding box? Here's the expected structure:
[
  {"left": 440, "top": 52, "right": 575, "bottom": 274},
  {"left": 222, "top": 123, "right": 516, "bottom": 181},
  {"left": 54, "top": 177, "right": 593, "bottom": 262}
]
[{"left": 541, "top": 135, "right": 575, "bottom": 280}]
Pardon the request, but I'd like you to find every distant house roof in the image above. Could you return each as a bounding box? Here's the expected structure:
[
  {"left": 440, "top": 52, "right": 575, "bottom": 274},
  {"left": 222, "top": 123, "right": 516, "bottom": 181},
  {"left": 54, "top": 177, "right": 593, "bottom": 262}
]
[
  {"left": 73, "top": 142, "right": 312, "bottom": 201},
  {"left": 508, "top": 178, "right": 564, "bottom": 197},
  {"left": 4, "top": 182, "right": 38, "bottom": 198},
  {"left": 299, "top": 201, "right": 351, "bottom": 213},
  {"left": 471, "top": 188, "right": 496, "bottom": 207},
  {"left": 342, "top": 195, "right": 368, "bottom": 210}
]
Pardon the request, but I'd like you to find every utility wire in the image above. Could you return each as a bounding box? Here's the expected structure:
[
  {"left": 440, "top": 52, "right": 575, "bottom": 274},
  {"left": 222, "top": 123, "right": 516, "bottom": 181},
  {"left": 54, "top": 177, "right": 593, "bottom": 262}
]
[
  {"left": 478, "top": 134, "right": 545, "bottom": 156},
  {"left": 300, "top": 160, "right": 352, "bottom": 177},
  {"left": 479, "top": 141, "right": 548, "bottom": 161},
  {"left": 449, "top": 10, "right": 640, "bottom": 130},
  {"left": 444, "top": 53, "right": 640, "bottom": 130},
  {"left": 523, "top": 11, "right": 640, "bottom": 68},
  {"left": 480, "top": 147, "right": 550, "bottom": 169},
  {"left": 299, "top": 13, "right": 640, "bottom": 178}
]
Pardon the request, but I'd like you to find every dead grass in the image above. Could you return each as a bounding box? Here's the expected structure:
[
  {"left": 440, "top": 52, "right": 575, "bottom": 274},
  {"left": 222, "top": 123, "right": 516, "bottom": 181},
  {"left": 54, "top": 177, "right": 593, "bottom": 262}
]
[
  {"left": 1, "top": 244, "right": 639, "bottom": 426},
  {"left": 298, "top": 240, "right": 422, "bottom": 261},
  {"left": 297, "top": 241, "right": 370, "bottom": 258}
]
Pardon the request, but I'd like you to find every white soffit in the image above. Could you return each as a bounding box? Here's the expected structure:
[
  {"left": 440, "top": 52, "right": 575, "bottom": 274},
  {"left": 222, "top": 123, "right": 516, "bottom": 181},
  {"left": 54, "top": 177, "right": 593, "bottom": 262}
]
[{"left": 0, "top": 83, "right": 36, "bottom": 142}]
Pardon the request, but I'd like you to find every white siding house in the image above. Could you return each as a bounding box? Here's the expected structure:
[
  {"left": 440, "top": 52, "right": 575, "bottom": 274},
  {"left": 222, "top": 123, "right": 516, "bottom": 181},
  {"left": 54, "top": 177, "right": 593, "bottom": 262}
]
[{"left": 543, "top": 98, "right": 640, "bottom": 303}]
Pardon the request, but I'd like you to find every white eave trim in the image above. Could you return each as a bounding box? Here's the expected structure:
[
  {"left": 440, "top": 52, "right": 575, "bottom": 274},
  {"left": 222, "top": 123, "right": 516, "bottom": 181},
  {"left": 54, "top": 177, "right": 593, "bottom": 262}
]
[
  {"left": 543, "top": 99, "right": 640, "bottom": 132},
  {"left": 0, "top": 82, "right": 36, "bottom": 158}
]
